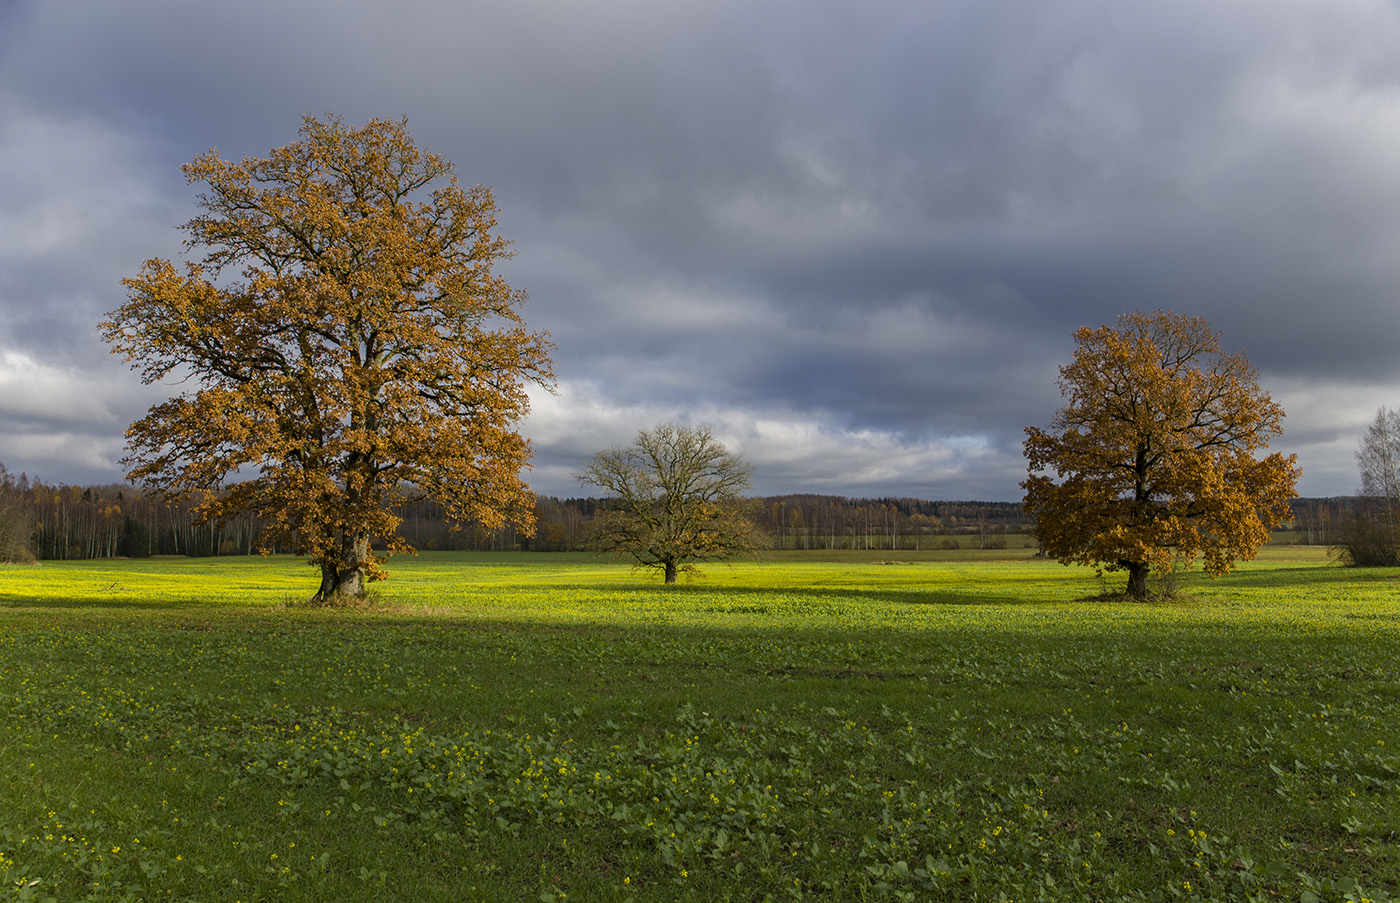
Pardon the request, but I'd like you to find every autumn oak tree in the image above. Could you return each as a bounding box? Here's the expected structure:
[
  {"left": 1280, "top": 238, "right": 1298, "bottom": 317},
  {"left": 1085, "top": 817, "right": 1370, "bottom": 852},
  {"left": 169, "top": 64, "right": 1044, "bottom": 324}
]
[
  {"left": 577, "top": 423, "right": 763, "bottom": 583},
  {"left": 1022, "top": 311, "right": 1298, "bottom": 599},
  {"left": 102, "top": 116, "right": 553, "bottom": 603}
]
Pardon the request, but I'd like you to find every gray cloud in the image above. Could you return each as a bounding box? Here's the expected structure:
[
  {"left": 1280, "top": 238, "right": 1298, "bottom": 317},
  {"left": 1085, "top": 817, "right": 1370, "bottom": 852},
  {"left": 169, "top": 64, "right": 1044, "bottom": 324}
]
[{"left": 3, "top": 0, "right": 1399, "bottom": 499}]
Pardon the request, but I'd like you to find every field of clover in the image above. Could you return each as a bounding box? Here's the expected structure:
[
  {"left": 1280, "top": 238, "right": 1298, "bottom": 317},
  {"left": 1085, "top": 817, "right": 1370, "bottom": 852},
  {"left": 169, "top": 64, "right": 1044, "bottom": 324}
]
[{"left": 2, "top": 548, "right": 1398, "bottom": 902}]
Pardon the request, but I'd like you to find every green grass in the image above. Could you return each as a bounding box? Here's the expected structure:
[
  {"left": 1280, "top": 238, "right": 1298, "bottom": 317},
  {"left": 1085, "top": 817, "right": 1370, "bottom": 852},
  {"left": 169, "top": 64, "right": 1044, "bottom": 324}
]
[{"left": 1, "top": 548, "right": 1397, "bottom": 902}]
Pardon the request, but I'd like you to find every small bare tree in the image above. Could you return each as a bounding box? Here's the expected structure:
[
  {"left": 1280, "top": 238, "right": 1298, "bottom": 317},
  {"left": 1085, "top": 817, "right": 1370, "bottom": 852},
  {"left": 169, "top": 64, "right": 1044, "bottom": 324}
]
[{"left": 577, "top": 423, "right": 763, "bottom": 583}]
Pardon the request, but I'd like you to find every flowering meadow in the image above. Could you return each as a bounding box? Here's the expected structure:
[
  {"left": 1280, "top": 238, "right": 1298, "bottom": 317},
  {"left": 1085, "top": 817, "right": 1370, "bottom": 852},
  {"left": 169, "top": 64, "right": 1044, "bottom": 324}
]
[{"left": 1, "top": 549, "right": 1397, "bottom": 901}]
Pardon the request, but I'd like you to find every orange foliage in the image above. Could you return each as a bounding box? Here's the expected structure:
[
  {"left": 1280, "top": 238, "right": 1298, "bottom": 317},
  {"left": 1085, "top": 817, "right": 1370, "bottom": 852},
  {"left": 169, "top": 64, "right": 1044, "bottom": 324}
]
[
  {"left": 102, "top": 116, "right": 553, "bottom": 601},
  {"left": 1022, "top": 311, "right": 1298, "bottom": 597}
]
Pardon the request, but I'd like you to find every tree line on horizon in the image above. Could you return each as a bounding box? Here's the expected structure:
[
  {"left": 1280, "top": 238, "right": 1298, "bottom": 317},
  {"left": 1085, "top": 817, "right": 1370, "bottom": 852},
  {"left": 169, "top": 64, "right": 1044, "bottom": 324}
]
[
  {"left": 0, "top": 463, "right": 1358, "bottom": 563},
  {"left": 0, "top": 465, "right": 1027, "bottom": 560}
]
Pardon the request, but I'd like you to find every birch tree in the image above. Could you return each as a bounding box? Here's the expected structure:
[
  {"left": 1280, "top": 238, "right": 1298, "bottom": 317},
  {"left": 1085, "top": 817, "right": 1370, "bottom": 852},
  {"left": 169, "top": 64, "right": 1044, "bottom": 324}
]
[
  {"left": 1337, "top": 407, "right": 1400, "bottom": 566},
  {"left": 1357, "top": 408, "right": 1400, "bottom": 514}
]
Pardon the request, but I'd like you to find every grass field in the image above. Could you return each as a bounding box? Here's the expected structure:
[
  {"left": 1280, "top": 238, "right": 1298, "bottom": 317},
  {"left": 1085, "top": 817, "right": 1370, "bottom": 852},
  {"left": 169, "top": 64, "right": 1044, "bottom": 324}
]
[{"left": 1, "top": 548, "right": 1398, "bottom": 902}]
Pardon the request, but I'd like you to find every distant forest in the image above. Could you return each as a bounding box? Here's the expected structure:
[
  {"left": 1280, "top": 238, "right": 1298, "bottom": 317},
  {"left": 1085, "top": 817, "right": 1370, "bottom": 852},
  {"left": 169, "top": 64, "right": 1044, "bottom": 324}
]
[{"left": 0, "top": 467, "right": 1357, "bottom": 560}]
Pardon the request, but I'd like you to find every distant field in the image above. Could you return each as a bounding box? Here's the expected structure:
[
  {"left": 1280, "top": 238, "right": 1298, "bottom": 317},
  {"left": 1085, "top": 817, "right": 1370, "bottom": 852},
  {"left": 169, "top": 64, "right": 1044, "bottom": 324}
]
[{"left": 1, "top": 549, "right": 1397, "bottom": 901}]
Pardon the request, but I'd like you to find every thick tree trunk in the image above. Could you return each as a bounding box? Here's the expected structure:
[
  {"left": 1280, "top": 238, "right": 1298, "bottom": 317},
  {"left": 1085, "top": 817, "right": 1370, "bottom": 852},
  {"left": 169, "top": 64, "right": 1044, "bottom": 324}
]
[
  {"left": 664, "top": 560, "right": 678, "bottom": 584},
  {"left": 312, "top": 533, "right": 371, "bottom": 604},
  {"left": 1124, "top": 561, "right": 1149, "bottom": 599}
]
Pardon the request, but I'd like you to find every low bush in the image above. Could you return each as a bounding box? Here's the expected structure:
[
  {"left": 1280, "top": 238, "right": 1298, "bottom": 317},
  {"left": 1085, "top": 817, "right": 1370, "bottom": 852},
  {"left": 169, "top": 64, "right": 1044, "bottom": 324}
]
[{"left": 1331, "top": 513, "right": 1400, "bottom": 567}]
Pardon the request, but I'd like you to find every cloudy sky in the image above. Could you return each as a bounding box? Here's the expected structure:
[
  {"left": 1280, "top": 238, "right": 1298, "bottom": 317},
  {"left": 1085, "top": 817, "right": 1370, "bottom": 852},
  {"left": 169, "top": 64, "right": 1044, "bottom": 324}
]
[{"left": 3, "top": 0, "right": 1400, "bottom": 501}]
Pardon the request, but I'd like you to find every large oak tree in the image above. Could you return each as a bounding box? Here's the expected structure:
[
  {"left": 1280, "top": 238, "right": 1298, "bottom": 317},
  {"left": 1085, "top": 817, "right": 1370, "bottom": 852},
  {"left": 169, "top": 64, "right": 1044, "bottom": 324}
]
[
  {"left": 577, "top": 423, "right": 762, "bottom": 583},
  {"left": 1022, "top": 311, "right": 1298, "bottom": 598},
  {"left": 103, "top": 116, "right": 553, "bottom": 602}
]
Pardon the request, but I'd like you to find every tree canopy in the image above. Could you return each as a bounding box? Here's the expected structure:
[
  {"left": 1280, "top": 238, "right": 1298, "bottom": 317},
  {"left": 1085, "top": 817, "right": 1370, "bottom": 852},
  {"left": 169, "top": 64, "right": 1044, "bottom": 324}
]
[
  {"left": 102, "top": 115, "right": 553, "bottom": 602},
  {"left": 576, "top": 423, "right": 762, "bottom": 583},
  {"left": 1022, "top": 311, "right": 1298, "bottom": 598}
]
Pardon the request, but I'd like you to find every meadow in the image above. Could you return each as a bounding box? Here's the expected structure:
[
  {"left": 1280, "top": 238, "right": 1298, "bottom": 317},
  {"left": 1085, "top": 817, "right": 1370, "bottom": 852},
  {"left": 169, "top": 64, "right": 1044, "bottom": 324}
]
[{"left": 1, "top": 548, "right": 1397, "bottom": 902}]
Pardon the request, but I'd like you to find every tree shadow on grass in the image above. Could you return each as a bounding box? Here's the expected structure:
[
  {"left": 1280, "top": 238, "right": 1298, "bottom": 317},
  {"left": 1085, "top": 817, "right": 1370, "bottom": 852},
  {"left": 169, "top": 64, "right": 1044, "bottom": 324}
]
[
  {"left": 395, "top": 581, "right": 1041, "bottom": 615},
  {"left": 1, "top": 595, "right": 203, "bottom": 611},
  {"left": 1200, "top": 563, "right": 1393, "bottom": 590},
  {"left": 689, "top": 583, "right": 1034, "bottom": 608}
]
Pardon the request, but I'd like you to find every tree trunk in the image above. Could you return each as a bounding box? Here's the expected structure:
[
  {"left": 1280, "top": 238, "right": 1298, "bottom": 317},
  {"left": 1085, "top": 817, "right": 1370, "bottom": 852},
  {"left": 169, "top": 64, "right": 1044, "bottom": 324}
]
[
  {"left": 664, "top": 560, "right": 678, "bottom": 584},
  {"left": 313, "top": 533, "right": 370, "bottom": 604},
  {"left": 1124, "top": 561, "right": 1149, "bottom": 599}
]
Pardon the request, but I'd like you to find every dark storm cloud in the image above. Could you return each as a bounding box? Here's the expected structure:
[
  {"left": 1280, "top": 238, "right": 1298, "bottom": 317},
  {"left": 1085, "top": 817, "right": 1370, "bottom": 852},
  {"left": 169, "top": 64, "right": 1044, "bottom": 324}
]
[{"left": 3, "top": 0, "right": 1400, "bottom": 497}]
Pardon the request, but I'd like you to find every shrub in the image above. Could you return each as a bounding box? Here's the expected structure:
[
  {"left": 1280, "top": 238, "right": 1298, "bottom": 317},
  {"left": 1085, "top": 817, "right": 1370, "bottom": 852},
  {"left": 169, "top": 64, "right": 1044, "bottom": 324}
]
[{"left": 1331, "top": 511, "right": 1400, "bottom": 567}]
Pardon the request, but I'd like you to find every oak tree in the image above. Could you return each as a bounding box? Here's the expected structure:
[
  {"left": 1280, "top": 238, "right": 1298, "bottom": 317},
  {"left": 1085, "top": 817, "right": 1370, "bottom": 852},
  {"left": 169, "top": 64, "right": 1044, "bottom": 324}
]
[
  {"left": 1022, "top": 311, "right": 1298, "bottom": 598},
  {"left": 102, "top": 115, "right": 553, "bottom": 603},
  {"left": 576, "top": 423, "right": 762, "bottom": 583}
]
